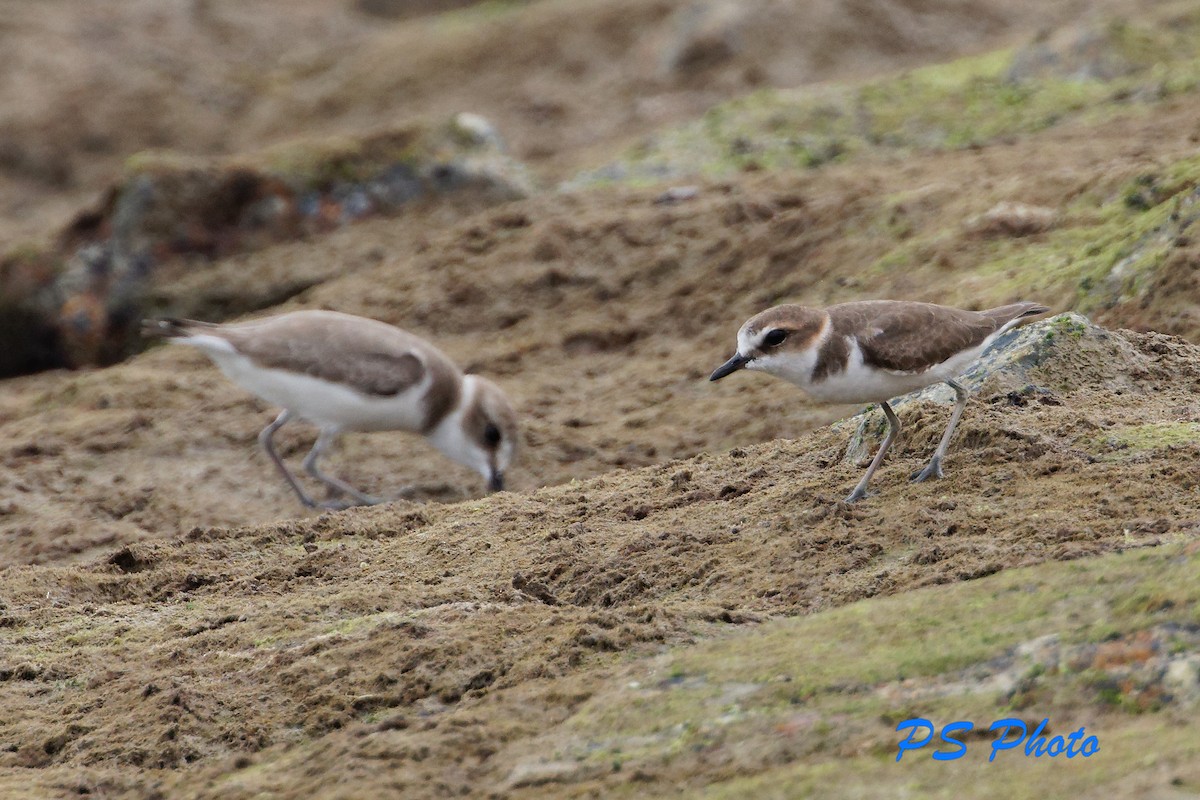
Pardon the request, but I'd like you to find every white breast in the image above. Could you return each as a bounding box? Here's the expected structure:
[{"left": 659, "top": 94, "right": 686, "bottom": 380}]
[{"left": 757, "top": 333, "right": 1001, "bottom": 405}]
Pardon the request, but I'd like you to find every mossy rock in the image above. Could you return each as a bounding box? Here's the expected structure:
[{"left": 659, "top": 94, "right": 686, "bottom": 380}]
[
  {"left": 568, "top": 11, "right": 1200, "bottom": 188},
  {"left": 0, "top": 114, "right": 532, "bottom": 377}
]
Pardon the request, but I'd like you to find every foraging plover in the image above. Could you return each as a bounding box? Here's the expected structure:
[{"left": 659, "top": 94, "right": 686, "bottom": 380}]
[
  {"left": 143, "top": 310, "right": 518, "bottom": 509},
  {"left": 709, "top": 300, "right": 1049, "bottom": 502}
]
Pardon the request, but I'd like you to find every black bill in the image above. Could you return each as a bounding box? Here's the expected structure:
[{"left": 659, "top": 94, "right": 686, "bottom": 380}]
[{"left": 709, "top": 353, "right": 750, "bottom": 381}]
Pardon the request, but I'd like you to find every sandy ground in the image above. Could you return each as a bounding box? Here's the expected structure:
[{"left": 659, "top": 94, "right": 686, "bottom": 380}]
[
  {"left": 2, "top": 0, "right": 1200, "bottom": 797},
  {"left": 3, "top": 97, "right": 1199, "bottom": 566},
  {"left": 0, "top": 320, "right": 1198, "bottom": 797}
]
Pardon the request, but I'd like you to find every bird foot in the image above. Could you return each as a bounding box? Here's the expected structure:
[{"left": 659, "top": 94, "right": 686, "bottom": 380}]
[
  {"left": 342, "top": 495, "right": 385, "bottom": 508},
  {"left": 910, "top": 460, "right": 944, "bottom": 483},
  {"left": 317, "top": 482, "right": 385, "bottom": 508},
  {"left": 304, "top": 495, "right": 383, "bottom": 511},
  {"left": 843, "top": 487, "right": 871, "bottom": 504}
]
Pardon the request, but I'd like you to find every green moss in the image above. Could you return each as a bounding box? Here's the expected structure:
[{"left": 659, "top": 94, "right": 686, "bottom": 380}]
[
  {"left": 128, "top": 128, "right": 429, "bottom": 192},
  {"left": 1085, "top": 422, "right": 1200, "bottom": 459},
  {"left": 258, "top": 137, "right": 362, "bottom": 186},
  {"left": 561, "top": 544, "right": 1200, "bottom": 790},
  {"left": 692, "top": 722, "right": 1199, "bottom": 800},
  {"left": 1, "top": 241, "right": 49, "bottom": 266},
  {"left": 256, "top": 134, "right": 419, "bottom": 189},
  {"left": 577, "top": 11, "right": 1200, "bottom": 188},
  {"left": 1043, "top": 315, "right": 1089, "bottom": 341},
  {"left": 862, "top": 152, "right": 1200, "bottom": 314},
  {"left": 853, "top": 49, "right": 1105, "bottom": 150},
  {"left": 433, "top": 0, "right": 531, "bottom": 31}
]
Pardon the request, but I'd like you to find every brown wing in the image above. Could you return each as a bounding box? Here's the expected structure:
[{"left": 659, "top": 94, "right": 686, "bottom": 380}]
[
  {"left": 219, "top": 312, "right": 430, "bottom": 397},
  {"left": 831, "top": 301, "right": 1002, "bottom": 373},
  {"left": 981, "top": 301, "right": 1050, "bottom": 326}
]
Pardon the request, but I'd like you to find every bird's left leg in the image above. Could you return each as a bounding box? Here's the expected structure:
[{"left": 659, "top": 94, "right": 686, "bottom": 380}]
[
  {"left": 912, "top": 379, "right": 969, "bottom": 483},
  {"left": 302, "top": 428, "right": 384, "bottom": 507},
  {"left": 845, "top": 401, "right": 901, "bottom": 503}
]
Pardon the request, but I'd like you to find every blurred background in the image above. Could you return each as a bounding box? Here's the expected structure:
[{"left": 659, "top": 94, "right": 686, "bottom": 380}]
[
  {"left": 3, "top": 2, "right": 1200, "bottom": 798},
  {"left": 0, "top": 0, "right": 1141, "bottom": 243}
]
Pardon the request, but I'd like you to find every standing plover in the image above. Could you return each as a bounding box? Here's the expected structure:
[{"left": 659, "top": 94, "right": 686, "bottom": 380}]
[
  {"left": 143, "top": 310, "right": 518, "bottom": 509},
  {"left": 709, "top": 300, "right": 1049, "bottom": 502}
]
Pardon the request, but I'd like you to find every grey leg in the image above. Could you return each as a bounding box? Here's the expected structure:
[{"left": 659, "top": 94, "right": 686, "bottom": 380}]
[
  {"left": 302, "top": 428, "right": 383, "bottom": 507},
  {"left": 911, "top": 379, "right": 969, "bottom": 483},
  {"left": 845, "top": 401, "right": 901, "bottom": 503},
  {"left": 258, "top": 410, "right": 321, "bottom": 508}
]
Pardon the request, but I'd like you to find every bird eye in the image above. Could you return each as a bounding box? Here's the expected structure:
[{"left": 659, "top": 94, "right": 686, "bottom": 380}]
[
  {"left": 763, "top": 329, "right": 788, "bottom": 347},
  {"left": 483, "top": 423, "right": 502, "bottom": 447}
]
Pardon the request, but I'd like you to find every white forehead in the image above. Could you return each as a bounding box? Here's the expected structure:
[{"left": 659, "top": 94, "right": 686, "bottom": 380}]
[{"left": 736, "top": 322, "right": 760, "bottom": 355}]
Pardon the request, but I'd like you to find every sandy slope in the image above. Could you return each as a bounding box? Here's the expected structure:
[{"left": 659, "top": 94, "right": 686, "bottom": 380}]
[
  {"left": 0, "top": 319, "right": 1198, "bottom": 796},
  {"left": 2, "top": 0, "right": 1200, "bottom": 797}
]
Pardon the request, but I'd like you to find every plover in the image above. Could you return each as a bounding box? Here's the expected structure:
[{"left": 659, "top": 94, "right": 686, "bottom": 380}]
[
  {"left": 143, "top": 310, "right": 518, "bottom": 509},
  {"left": 709, "top": 300, "right": 1049, "bottom": 502}
]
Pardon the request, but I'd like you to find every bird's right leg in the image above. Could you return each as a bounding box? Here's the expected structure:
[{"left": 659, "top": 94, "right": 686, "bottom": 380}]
[
  {"left": 258, "top": 410, "right": 325, "bottom": 508},
  {"left": 302, "top": 428, "right": 384, "bottom": 507},
  {"left": 845, "top": 401, "right": 901, "bottom": 503},
  {"left": 911, "top": 379, "right": 969, "bottom": 483}
]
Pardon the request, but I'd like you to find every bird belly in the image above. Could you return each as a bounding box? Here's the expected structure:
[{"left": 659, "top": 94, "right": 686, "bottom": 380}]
[
  {"left": 205, "top": 349, "right": 428, "bottom": 432},
  {"left": 922, "top": 339, "right": 991, "bottom": 384},
  {"left": 803, "top": 339, "right": 992, "bottom": 404},
  {"left": 802, "top": 362, "right": 936, "bottom": 404}
]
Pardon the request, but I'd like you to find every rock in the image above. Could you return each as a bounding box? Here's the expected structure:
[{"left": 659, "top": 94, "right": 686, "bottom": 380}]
[
  {"left": 1084, "top": 185, "right": 1200, "bottom": 327},
  {"left": 1007, "top": 23, "right": 1144, "bottom": 84},
  {"left": 448, "top": 112, "right": 505, "bottom": 150},
  {"left": 504, "top": 760, "right": 602, "bottom": 789},
  {"left": 842, "top": 313, "right": 1151, "bottom": 459},
  {"left": 654, "top": 185, "right": 701, "bottom": 205},
  {"left": 966, "top": 201, "right": 1058, "bottom": 237},
  {"left": 1163, "top": 656, "right": 1200, "bottom": 706},
  {"left": 658, "top": 0, "right": 750, "bottom": 80},
  {"left": 1014, "top": 633, "right": 1062, "bottom": 669},
  {"left": 0, "top": 115, "right": 532, "bottom": 377}
]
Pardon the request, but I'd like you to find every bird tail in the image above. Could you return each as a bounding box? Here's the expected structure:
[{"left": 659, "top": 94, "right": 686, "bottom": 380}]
[
  {"left": 983, "top": 302, "right": 1051, "bottom": 328},
  {"left": 140, "top": 317, "right": 216, "bottom": 340}
]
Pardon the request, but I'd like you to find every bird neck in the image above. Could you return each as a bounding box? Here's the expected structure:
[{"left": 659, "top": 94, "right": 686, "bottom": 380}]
[{"left": 426, "top": 376, "right": 486, "bottom": 477}]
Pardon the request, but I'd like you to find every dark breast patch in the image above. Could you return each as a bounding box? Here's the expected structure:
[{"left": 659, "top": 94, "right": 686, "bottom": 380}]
[{"left": 811, "top": 332, "right": 850, "bottom": 382}]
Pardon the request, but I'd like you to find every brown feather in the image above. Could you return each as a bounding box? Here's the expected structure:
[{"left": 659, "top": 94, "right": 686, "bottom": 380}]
[
  {"left": 827, "top": 300, "right": 1043, "bottom": 373},
  {"left": 164, "top": 312, "right": 463, "bottom": 430}
]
